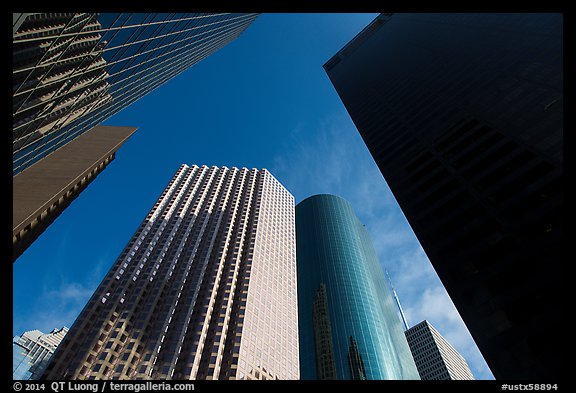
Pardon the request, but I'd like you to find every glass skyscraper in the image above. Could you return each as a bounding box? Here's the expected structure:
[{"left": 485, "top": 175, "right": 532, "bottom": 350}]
[
  {"left": 13, "top": 13, "right": 258, "bottom": 175},
  {"left": 13, "top": 327, "right": 68, "bottom": 380},
  {"left": 296, "top": 194, "right": 420, "bottom": 380},
  {"left": 324, "top": 13, "right": 562, "bottom": 380},
  {"left": 42, "top": 164, "right": 299, "bottom": 380}
]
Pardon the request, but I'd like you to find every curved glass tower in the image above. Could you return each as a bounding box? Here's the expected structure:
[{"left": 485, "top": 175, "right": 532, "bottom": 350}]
[{"left": 296, "top": 194, "right": 419, "bottom": 380}]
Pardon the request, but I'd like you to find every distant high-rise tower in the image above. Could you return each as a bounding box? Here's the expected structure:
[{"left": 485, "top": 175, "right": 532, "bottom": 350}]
[
  {"left": 324, "top": 13, "right": 562, "bottom": 379},
  {"left": 296, "top": 194, "right": 420, "bottom": 380},
  {"left": 42, "top": 164, "right": 299, "bottom": 380},
  {"left": 405, "top": 320, "right": 475, "bottom": 380},
  {"left": 13, "top": 13, "right": 258, "bottom": 175},
  {"left": 13, "top": 327, "right": 68, "bottom": 380}
]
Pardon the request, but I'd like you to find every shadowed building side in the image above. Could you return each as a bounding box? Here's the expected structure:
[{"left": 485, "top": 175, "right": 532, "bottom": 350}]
[
  {"left": 13, "top": 125, "right": 137, "bottom": 262},
  {"left": 324, "top": 13, "right": 563, "bottom": 379}
]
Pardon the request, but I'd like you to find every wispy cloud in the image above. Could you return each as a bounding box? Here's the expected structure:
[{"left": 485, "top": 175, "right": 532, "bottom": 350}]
[
  {"left": 35, "top": 282, "right": 95, "bottom": 330},
  {"left": 271, "top": 110, "right": 494, "bottom": 379},
  {"left": 403, "top": 284, "right": 494, "bottom": 380},
  {"left": 15, "top": 255, "right": 110, "bottom": 336}
]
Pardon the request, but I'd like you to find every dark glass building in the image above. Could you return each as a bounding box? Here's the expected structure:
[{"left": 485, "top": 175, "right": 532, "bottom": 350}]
[
  {"left": 13, "top": 13, "right": 258, "bottom": 175},
  {"left": 324, "top": 13, "right": 563, "bottom": 379},
  {"left": 296, "top": 194, "right": 420, "bottom": 380}
]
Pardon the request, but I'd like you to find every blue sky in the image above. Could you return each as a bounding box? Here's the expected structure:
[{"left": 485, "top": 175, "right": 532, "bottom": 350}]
[{"left": 13, "top": 13, "right": 494, "bottom": 380}]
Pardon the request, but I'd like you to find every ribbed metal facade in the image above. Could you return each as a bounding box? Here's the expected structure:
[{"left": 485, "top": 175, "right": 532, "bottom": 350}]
[
  {"left": 42, "top": 164, "right": 299, "bottom": 380},
  {"left": 13, "top": 13, "right": 258, "bottom": 175},
  {"left": 296, "top": 194, "right": 420, "bottom": 380}
]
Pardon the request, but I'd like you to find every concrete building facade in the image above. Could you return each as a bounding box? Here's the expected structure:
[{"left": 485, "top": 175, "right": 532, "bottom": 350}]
[{"left": 42, "top": 164, "right": 299, "bottom": 380}]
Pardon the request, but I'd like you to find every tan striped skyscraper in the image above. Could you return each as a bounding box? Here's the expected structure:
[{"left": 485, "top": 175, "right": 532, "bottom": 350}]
[{"left": 42, "top": 164, "right": 299, "bottom": 380}]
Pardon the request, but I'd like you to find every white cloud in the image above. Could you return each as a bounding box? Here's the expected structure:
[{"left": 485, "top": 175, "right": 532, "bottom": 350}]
[
  {"left": 16, "top": 256, "right": 110, "bottom": 336},
  {"left": 47, "top": 282, "right": 95, "bottom": 303},
  {"left": 403, "top": 284, "right": 494, "bottom": 380}
]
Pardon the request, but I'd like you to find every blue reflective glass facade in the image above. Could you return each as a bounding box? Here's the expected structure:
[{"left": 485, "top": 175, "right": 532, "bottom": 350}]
[
  {"left": 13, "top": 340, "right": 53, "bottom": 380},
  {"left": 296, "top": 194, "right": 419, "bottom": 380},
  {"left": 13, "top": 13, "right": 258, "bottom": 174},
  {"left": 13, "top": 341, "right": 33, "bottom": 380}
]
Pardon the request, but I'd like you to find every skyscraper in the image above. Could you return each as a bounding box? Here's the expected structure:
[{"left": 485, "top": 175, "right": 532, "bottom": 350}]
[
  {"left": 13, "top": 125, "right": 137, "bottom": 262},
  {"left": 13, "top": 13, "right": 258, "bottom": 175},
  {"left": 13, "top": 327, "right": 68, "bottom": 380},
  {"left": 42, "top": 164, "right": 299, "bottom": 380},
  {"left": 296, "top": 194, "right": 420, "bottom": 380},
  {"left": 405, "top": 320, "right": 475, "bottom": 380},
  {"left": 324, "top": 13, "right": 562, "bottom": 379}
]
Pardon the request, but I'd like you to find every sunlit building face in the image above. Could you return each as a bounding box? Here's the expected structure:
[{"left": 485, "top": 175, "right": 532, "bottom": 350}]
[{"left": 42, "top": 164, "right": 299, "bottom": 380}]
